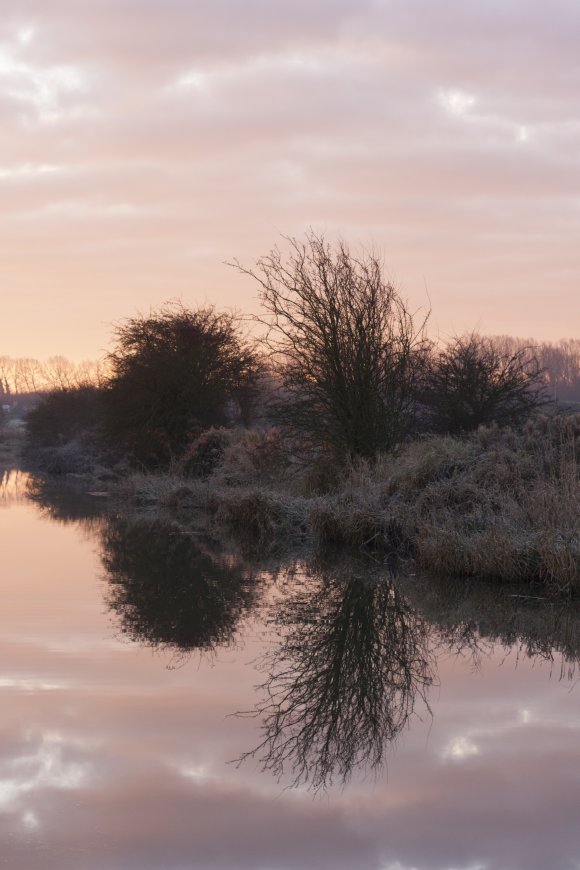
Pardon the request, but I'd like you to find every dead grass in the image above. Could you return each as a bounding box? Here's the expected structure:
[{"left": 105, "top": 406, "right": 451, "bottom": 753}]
[
  {"left": 213, "top": 488, "right": 308, "bottom": 552},
  {"left": 113, "top": 415, "right": 580, "bottom": 595}
]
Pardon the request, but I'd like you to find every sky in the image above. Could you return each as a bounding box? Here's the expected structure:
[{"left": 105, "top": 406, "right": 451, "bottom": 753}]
[{"left": 1, "top": 0, "right": 579, "bottom": 360}]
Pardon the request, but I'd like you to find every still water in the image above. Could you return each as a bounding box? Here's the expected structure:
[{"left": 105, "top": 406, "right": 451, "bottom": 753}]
[{"left": 1, "top": 470, "right": 580, "bottom": 870}]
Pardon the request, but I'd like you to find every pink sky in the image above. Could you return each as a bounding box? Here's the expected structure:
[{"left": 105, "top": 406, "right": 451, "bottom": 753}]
[{"left": 1, "top": 0, "right": 579, "bottom": 360}]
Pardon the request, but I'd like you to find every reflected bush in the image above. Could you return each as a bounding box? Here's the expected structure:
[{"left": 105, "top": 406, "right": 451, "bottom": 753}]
[
  {"left": 102, "top": 518, "right": 259, "bottom": 655},
  {"left": 404, "top": 572, "right": 580, "bottom": 679}
]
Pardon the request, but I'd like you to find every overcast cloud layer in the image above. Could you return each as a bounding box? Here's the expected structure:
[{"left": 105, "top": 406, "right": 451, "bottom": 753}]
[{"left": 1, "top": 0, "right": 579, "bottom": 357}]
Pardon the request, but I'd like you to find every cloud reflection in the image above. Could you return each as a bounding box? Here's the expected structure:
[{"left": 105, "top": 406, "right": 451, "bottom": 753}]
[{"left": 3, "top": 494, "right": 580, "bottom": 868}]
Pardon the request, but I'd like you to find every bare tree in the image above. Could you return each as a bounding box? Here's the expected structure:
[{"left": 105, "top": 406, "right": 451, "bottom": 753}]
[
  {"left": 0, "top": 357, "right": 13, "bottom": 396},
  {"left": 232, "top": 232, "right": 429, "bottom": 459}
]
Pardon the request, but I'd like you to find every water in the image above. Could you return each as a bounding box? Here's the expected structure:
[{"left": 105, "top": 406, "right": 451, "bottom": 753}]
[{"left": 1, "top": 470, "right": 580, "bottom": 869}]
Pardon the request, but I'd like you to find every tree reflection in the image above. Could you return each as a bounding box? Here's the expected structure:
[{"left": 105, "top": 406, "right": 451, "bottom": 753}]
[
  {"left": 25, "top": 474, "right": 105, "bottom": 533},
  {"left": 0, "top": 467, "right": 27, "bottom": 507},
  {"left": 102, "top": 517, "right": 259, "bottom": 660},
  {"left": 408, "top": 573, "right": 580, "bottom": 680},
  {"left": 239, "top": 563, "right": 434, "bottom": 790}
]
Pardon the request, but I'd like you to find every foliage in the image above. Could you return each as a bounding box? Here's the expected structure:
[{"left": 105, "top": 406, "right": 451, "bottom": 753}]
[
  {"left": 424, "top": 333, "right": 547, "bottom": 434},
  {"left": 232, "top": 232, "right": 429, "bottom": 459},
  {"left": 103, "top": 303, "right": 259, "bottom": 467}
]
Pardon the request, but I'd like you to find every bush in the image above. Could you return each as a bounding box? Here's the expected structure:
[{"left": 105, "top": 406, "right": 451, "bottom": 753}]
[
  {"left": 424, "top": 333, "right": 546, "bottom": 434},
  {"left": 182, "top": 427, "right": 232, "bottom": 478},
  {"left": 103, "top": 303, "right": 259, "bottom": 467},
  {"left": 26, "top": 386, "right": 104, "bottom": 448},
  {"left": 216, "top": 427, "right": 289, "bottom": 486}
]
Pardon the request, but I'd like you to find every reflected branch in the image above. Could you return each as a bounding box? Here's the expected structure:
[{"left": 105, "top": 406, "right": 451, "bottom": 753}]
[{"left": 238, "top": 565, "right": 435, "bottom": 790}]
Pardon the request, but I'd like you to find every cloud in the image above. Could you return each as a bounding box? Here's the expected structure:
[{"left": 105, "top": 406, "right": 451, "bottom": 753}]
[{"left": 0, "top": 0, "right": 578, "bottom": 357}]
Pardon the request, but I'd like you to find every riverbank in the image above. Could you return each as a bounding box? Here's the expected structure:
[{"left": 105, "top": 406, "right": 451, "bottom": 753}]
[{"left": 112, "top": 415, "right": 579, "bottom": 595}]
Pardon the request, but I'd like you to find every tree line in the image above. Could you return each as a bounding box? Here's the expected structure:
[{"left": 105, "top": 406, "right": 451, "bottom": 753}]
[
  {"left": 0, "top": 355, "right": 107, "bottom": 397},
  {"left": 21, "top": 232, "right": 580, "bottom": 467}
]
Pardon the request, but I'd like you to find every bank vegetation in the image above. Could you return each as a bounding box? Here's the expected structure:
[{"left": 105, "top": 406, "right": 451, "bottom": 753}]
[{"left": 14, "top": 232, "right": 580, "bottom": 595}]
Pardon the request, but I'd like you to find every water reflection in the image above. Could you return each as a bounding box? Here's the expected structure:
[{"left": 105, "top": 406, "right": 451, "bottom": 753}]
[
  {"left": 21, "top": 481, "right": 580, "bottom": 792},
  {"left": 25, "top": 474, "right": 105, "bottom": 535},
  {"left": 86, "top": 509, "right": 580, "bottom": 787},
  {"left": 238, "top": 563, "right": 434, "bottom": 789},
  {"left": 404, "top": 573, "right": 580, "bottom": 680},
  {"left": 0, "top": 467, "right": 28, "bottom": 507},
  {"left": 102, "top": 517, "right": 260, "bottom": 660}
]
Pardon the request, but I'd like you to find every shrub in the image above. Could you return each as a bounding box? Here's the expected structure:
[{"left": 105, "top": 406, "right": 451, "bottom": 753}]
[
  {"left": 423, "top": 333, "right": 546, "bottom": 434},
  {"left": 26, "top": 386, "right": 104, "bottom": 448},
  {"left": 103, "top": 303, "right": 259, "bottom": 467},
  {"left": 182, "top": 427, "right": 232, "bottom": 479},
  {"left": 216, "top": 427, "right": 289, "bottom": 486}
]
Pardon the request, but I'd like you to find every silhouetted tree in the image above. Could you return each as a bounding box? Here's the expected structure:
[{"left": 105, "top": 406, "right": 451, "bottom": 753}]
[
  {"left": 424, "top": 333, "right": 546, "bottom": 434},
  {"left": 232, "top": 233, "right": 429, "bottom": 459},
  {"left": 103, "top": 303, "right": 259, "bottom": 466}
]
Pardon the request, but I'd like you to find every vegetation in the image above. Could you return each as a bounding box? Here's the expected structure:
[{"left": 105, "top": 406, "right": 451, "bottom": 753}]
[
  {"left": 11, "top": 233, "right": 580, "bottom": 592},
  {"left": 116, "top": 414, "right": 579, "bottom": 594},
  {"left": 103, "top": 303, "right": 259, "bottom": 467},
  {"left": 423, "top": 333, "right": 547, "bottom": 434},
  {"left": 232, "top": 232, "right": 429, "bottom": 458},
  {"left": 26, "top": 385, "right": 104, "bottom": 448}
]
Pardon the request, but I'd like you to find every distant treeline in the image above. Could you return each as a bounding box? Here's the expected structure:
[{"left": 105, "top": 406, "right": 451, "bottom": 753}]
[
  {"left": 2, "top": 341, "right": 579, "bottom": 404},
  {"left": 0, "top": 356, "right": 107, "bottom": 398},
  {"left": 487, "top": 336, "right": 580, "bottom": 403}
]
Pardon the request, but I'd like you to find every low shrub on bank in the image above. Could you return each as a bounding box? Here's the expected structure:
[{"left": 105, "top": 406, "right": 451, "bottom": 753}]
[
  {"left": 26, "top": 386, "right": 104, "bottom": 448},
  {"left": 182, "top": 427, "right": 233, "bottom": 479},
  {"left": 393, "top": 417, "right": 580, "bottom": 592}
]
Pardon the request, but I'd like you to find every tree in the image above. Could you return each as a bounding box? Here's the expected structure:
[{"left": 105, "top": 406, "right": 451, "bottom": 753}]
[
  {"left": 424, "top": 333, "right": 547, "bottom": 435},
  {"left": 232, "top": 233, "right": 428, "bottom": 459},
  {"left": 103, "top": 303, "right": 259, "bottom": 466}
]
